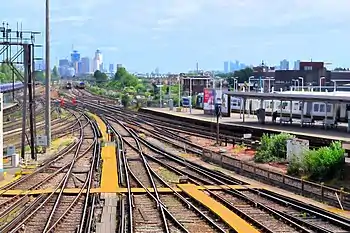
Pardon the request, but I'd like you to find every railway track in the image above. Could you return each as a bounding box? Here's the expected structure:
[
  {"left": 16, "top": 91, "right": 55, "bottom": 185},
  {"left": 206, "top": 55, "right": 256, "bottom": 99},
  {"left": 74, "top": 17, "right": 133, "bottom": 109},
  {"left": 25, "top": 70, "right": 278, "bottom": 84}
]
[
  {"left": 69, "top": 93, "right": 350, "bottom": 208},
  {"left": 109, "top": 118, "right": 234, "bottom": 233},
  {"left": 65, "top": 93, "right": 350, "bottom": 232},
  {"left": 110, "top": 116, "right": 350, "bottom": 232},
  {"left": 0, "top": 111, "right": 100, "bottom": 232},
  {"left": 43, "top": 88, "right": 350, "bottom": 233}
]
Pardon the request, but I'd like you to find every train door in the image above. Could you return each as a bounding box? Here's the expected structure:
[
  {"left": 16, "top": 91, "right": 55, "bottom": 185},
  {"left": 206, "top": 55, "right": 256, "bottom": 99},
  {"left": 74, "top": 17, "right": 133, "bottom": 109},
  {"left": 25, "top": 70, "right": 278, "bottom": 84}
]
[{"left": 346, "top": 104, "right": 350, "bottom": 119}]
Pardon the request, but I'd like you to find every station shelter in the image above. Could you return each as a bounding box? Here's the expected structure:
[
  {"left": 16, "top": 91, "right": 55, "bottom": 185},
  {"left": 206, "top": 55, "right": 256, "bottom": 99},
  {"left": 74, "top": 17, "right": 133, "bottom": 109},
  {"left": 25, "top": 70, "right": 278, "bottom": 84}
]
[{"left": 223, "top": 91, "right": 350, "bottom": 132}]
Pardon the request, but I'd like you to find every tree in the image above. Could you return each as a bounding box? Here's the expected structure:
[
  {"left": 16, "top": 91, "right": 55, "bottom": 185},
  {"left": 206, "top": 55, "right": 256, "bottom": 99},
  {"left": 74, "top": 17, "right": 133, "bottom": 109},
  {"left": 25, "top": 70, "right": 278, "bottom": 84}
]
[
  {"left": 334, "top": 67, "right": 349, "bottom": 71},
  {"left": 0, "top": 63, "right": 21, "bottom": 82},
  {"left": 113, "top": 67, "right": 140, "bottom": 88},
  {"left": 52, "top": 66, "right": 59, "bottom": 80},
  {"left": 93, "top": 70, "right": 108, "bottom": 85},
  {"left": 114, "top": 67, "right": 128, "bottom": 81},
  {"left": 34, "top": 71, "right": 45, "bottom": 83},
  {"left": 217, "top": 68, "right": 254, "bottom": 88},
  {"left": 121, "top": 93, "right": 131, "bottom": 107}
]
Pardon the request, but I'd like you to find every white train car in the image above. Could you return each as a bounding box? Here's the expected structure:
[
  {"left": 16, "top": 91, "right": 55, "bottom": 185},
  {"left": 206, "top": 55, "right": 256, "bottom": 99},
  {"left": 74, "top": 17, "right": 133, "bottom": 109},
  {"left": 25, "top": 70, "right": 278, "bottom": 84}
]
[{"left": 230, "top": 91, "right": 350, "bottom": 122}]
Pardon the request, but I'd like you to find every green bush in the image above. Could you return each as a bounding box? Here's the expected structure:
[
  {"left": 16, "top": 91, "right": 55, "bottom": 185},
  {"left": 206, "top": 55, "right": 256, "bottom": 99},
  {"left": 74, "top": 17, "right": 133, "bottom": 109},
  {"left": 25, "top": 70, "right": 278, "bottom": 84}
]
[
  {"left": 255, "top": 133, "right": 294, "bottom": 163},
  {"left": 288, "top": 141, "right": 345, "bottom": 181}
]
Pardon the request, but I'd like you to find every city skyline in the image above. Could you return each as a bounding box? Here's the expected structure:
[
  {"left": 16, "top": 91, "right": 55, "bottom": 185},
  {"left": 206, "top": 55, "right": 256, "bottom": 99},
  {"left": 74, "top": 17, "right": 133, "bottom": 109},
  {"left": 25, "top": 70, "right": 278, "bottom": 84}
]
[{"left": 2, "top": 1, "right": 350, "bottom": 72}]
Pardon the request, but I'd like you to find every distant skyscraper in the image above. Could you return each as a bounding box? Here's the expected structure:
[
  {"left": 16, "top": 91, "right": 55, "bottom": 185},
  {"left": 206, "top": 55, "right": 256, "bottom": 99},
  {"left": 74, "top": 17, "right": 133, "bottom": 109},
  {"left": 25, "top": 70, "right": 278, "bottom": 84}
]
[
  {"left": 71, "top": 50, "right": 80, "bottom": 74},
  {"left": 280, "top": 59, "right": 289, "bottom": 70},
  {"left": 117, "top": 64, "right": 123, "bottom": 69},
  {"left": 294, "top": 60, "right": 300, "bottom": 70},
  {"left": 58, "top": 59, "right": 70, "bottom": 77},
  {"left": 155, "top": 67, "right": 159, "bottom": 74},
  {"left": 59, "top": 59, "right": 69, "bottom": 67},
  {"left": 224, "top": 61, "right": 229, "bottom": 73},
  {"left": 77, "top": 62, "right": 83, "bottom": 74},
  {"left": 81, "top": 57, "right": 90, "bottom": 74},
  {"left": 93, "top": 49, "right": 103, "bottom": 71},
  {"left": 109, "top": 64, "right": 114, "bottom": 73}
]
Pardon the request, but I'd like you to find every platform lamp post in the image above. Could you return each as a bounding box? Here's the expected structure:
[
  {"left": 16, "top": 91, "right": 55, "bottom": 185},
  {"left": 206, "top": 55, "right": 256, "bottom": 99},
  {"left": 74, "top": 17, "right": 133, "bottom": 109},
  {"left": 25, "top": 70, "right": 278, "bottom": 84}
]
[
  {"left": 298, "top": 77, "right": 304, "bottom": 91},
  {"left": 157, "top": 84, "right": 163, "bottom": 108},
  {"left": 292, "top": 79, "right": 299, "bottom": 91},
  {"left": 189, "top": 77, "right": 192, "bottom": 114},
  {"left": 233, "top": 78, "right": 238, "bottom": 91},
  {"left": 248, "top": 76, "right": 254, "bottom": 92},
  {"left": 332, "top": 80, "right": 337, "bottom": 92},
  {"left": 219, "top": 79, "right": 223, "bottom": 94},
  {"left": 177, "top": 76, "right": 181, "bottom": 107},
  {"left": 319, "top": 76, "right": 325, "bottom": 92}
]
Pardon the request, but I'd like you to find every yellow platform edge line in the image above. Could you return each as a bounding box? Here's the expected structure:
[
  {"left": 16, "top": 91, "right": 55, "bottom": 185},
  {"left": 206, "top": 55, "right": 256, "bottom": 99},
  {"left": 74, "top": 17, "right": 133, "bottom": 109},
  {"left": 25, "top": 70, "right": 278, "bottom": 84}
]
[
  {"left": 178, "top": 183, "right": 259, "bottom": 233},
  {"left": 0, "top": 174, "right": 22, "bottom": 189},
  {"left": 91, "top": 114, "right": 108, "bottom": 141},
  {"left": 92, "top": 114, "right": 119, "bottom": 191}
]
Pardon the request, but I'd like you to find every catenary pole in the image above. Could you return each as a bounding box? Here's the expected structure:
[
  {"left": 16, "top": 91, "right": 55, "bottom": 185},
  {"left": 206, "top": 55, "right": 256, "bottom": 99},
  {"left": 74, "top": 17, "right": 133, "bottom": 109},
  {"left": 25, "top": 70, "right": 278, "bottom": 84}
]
[{"left": 45, "top": 0, "right": 51, "bottom": 146}]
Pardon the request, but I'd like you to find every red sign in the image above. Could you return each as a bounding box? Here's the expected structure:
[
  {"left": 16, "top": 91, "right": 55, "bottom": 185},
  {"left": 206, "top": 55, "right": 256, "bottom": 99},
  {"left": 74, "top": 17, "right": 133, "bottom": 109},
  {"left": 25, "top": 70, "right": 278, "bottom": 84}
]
[
  {"left": 60, "top": 98, "right": 64, "bottom": 107},
  {"left": 72, "top": 97, "right": 76, "bottom": 105}
]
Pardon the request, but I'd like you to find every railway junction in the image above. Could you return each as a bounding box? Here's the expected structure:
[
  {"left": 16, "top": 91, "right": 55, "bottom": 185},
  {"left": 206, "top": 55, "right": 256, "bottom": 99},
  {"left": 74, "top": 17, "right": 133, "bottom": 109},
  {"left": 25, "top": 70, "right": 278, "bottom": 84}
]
[{"left": 0, "top": 86, "right": 350, "bottom": 232}]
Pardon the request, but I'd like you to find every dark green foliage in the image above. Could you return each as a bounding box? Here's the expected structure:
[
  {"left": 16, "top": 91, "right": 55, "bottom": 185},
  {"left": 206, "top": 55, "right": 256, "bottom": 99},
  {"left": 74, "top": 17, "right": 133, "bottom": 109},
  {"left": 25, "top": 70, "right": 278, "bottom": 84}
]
[
  {"left": 216, "top": 67, "right": 254, "bottom": 87},
  {"left": 255, "top": 133, "right": 294, "bottom": 163},
  {"left": 121, "top": 93, "right": 131, "bottom": 107},
  {"left": 288, "top": 141, "right": 345, "bottom": 181}
]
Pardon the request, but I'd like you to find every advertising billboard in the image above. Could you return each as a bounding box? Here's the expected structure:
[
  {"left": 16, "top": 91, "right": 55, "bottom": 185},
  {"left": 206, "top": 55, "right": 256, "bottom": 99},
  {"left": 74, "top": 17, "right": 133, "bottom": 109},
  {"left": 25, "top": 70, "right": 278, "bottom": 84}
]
[
  {"left": 203, "top": 88, "right": 215, "bottom": 113},
  {"left": 221, "top": 89, "right": 230, "bottom": 116},
  {"left": 203, "top": 88, "right": 230, "bottom": 116}
]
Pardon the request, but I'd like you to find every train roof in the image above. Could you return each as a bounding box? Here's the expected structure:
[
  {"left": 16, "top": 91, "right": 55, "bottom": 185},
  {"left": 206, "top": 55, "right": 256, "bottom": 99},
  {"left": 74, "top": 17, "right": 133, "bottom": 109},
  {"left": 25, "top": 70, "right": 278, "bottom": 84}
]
[
  {"left": 0, "top": 82, "right": 22, "bottom": 87},
  {"left": 278, "top": 90, "right": 350, "bottom": 97},
  {"left": 225, "top": 90, "right": 350, "bottom": 103}
]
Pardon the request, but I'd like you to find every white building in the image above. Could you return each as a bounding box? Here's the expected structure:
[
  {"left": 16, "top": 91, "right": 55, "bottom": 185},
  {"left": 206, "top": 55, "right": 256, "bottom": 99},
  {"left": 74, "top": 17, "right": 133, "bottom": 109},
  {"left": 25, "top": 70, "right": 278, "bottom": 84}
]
[{"left": 93, "top": 49, "right": 103, "bottom": 72}]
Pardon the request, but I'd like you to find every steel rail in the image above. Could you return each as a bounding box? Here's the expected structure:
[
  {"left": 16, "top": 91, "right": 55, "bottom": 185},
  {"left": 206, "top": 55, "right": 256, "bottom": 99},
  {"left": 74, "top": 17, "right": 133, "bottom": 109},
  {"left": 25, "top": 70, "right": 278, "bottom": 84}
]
[
  {"left": 0, "top": 114, "right": 92, "bottom": 233},
  {"left": 42, "top": 113, "right": 91, "bottom": 232}
]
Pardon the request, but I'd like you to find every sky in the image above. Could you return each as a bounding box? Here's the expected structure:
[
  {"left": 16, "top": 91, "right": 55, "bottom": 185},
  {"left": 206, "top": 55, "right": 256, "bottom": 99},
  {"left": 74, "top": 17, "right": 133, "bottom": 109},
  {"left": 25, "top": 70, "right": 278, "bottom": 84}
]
[{"left": 1, "top": 0, "right": 350, "bottom": 73}]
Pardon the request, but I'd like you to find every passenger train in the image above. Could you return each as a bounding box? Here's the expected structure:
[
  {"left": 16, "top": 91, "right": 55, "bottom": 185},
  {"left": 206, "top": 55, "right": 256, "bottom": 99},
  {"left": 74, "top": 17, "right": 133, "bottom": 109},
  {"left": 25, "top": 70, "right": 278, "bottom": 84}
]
[
  {"left": 73, "top": 81, "right": 85, "bottom": 89},
  {"left": 66, "top": 82, "right": 72, "bottom": 89},
  {"left": 196, "top": 91, "right": 350, "bottom": 122},
  {"left": 0, "top": 82, "right": 24, "bottom": 92}
]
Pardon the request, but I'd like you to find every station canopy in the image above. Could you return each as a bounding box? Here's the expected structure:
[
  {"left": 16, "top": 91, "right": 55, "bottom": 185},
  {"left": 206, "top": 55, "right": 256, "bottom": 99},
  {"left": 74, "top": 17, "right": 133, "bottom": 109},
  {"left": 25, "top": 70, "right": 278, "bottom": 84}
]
[{"left": 223, "top": 91, "right": 350, "bottom": 104}]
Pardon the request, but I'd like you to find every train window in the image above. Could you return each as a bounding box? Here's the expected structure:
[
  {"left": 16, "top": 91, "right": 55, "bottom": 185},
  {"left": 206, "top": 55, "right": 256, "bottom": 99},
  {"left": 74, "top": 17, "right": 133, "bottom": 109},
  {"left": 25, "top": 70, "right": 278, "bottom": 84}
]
[
  {"left": 269, "top": 101, "right": 273, "bottom": 109},
  {"left": 294, "top": 102, "right": 298, "bottom": 110},
  {"left": 320, "top": 104, "right": 325, "bottom": 112},
  {"left": 327, "top": 104, "right": 332, "bottom": 112},
  {"left": 282, "top": 102, "right": 288, "bottom": 109},
  {"left": 314, "top": 104, "right": 319, "bottom": 112}
]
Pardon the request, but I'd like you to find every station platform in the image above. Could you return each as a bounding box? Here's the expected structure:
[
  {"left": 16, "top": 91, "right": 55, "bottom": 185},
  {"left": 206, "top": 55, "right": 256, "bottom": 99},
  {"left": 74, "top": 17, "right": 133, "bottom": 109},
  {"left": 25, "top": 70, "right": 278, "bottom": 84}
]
[
  {"left": 4, "top": 103, "right": 18, "bottom": 110},
  {"left": 141, "top": 107, "right": 350, "bottom": 143},
  {"left": 92, "top": 114, "right": 119, "bottom": 193},
  {"left": 178, "top": 183, "right": 259, "bottom": 233}
]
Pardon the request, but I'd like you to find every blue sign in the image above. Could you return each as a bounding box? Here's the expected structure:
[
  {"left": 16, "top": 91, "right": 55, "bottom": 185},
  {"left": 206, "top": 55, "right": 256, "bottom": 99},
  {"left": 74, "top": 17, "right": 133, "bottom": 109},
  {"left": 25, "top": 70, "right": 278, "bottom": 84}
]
[{"left": 182, "top": 97, "right": 190, "bottom": 107}]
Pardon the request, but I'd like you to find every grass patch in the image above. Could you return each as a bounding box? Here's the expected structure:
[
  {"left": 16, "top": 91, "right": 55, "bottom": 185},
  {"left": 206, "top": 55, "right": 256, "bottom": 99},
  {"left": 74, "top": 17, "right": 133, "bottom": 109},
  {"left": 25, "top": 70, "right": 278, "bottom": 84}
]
[
  {"left": 44, "top": 136, "right": 75, "bottom": 155},
  {"left": 156, "top": 167, "right": 179, "bottom": 183},
  {"left": 232, "top": 144, "right": 247, "bottom": 154}
]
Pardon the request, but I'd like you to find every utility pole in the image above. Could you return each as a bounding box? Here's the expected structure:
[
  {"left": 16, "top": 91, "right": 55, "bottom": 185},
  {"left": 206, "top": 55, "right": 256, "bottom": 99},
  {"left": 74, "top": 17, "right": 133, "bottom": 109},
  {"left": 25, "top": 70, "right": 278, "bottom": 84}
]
[
  {"left": 215, "top": 103, "right": 221, "bottom": 145},
  {"left": 0, "top": 23, "right": 41, "bottom": 160},
  {"left": 45, "top": 0, "right": 51, "bottom": 146}
]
